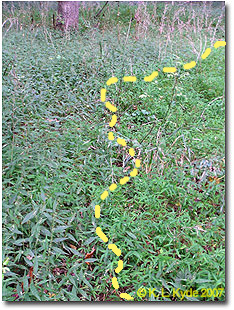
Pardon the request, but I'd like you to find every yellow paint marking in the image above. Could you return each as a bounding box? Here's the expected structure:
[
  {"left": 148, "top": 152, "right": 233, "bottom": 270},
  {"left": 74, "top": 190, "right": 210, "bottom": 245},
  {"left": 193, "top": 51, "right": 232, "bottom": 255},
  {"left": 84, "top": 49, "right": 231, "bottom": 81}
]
[
  {"left": 106, "top": 77, "right": 118, "bottom": 86},
  {"left": 129, "top": 148, "right": 135, "bottom": 157},
  {"left": 101, "top": 191, "right": 109, "bottom": 200},
  {"left": 117, "top": 138, "right": 122, "bottom": 145},
  {"left": 109, "top": 183, "right": 117, "bottom": 191},
  {"left": 115, "top": 260, "right": 123, "bottom": 273},
  {"left": 117, "top": 138, "right": 127, "bottom": 147},
  {"left": 120, "top": 176, "right": 130, "bottom": 185},
  {"left": 95, "top": 205, "right": 100, "bottom": 218},
  {"left": 184, "top": 61, "right": 196, "bottom": 70},
  {"left": 96, "top": 227, "right": 108, "bottom": 242},
  {"left": 105, "top": 101, "right": 117, "bottom": 113},
  {"left": 130, "top": 168, "right": 138, "bottom": 177},
  {"left": 201, "top": 48, "right": 211, "bottom": 59},
  {"left": 108, "top": 132, "right": 115, "bottom": 141},
  {"left": 112, "top": 277, "right": 119, "bottom": 289},
  {"left": 97, "top": 41, "right": 226, "bottom": 300},
  {"left": 109, "top": 114, "right": 117, "bottom": 128},
  {"left": 214, "top": 40, "right": 226, "bottom": 48},
  {"left": 144, "top": 71, "right": 158, "bottom": 82},
  {"left": 101, "top": 88, "right": 106, "bottom": 102},
  {"left": 121, "top": 139, "right": 126, "bottom": 147},
  {"left": 108, "top": 244, "right": 121, "bottom": 256},
  {"left": 120, "top": 293, "right": 134, "bottom": 301},
  {"left": 135, "top": 159, "right": 141, "bottom": 168},
  {"left": 163, "top": 67, "right": 177, "bottom": 73},
  {"left": 123, "top": 76, "right": 137, "bottom": 82}
]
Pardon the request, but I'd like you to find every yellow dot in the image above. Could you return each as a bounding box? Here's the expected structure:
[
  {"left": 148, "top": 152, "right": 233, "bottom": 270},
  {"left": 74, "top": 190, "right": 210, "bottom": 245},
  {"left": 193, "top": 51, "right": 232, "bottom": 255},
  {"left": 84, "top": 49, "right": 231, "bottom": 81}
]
[
  {"left": 117, "top": 138, "right": 122, "bottom": 145},
  {"left": 112, "top": 277, "right": 119, "bottom": 289},
  {"left": 120, "top": 177, "right": 130, "bottom": 185},
  {"left": 108, "top": 132, "right": 114, "bottom": 140},
  {"left": 109, "top": 183, "right": 117, "bottom": 191},
  {"left": 121, "top": 139, "right": 127, "bottom": 147},
  {"left": 129, "top": 148, "right": 135, "bottom": 157},
  {"left": 101, "top": 191, "right": 108, "bottom": 200},
  {"left": 95, "top": 205, "right": 100, "bottom": 218},
  {"left": 130, "top": 168, "right": 138, "bottom": 177},
  {"left": 135, "top": 159, "right": 141, "bottom": 168}
]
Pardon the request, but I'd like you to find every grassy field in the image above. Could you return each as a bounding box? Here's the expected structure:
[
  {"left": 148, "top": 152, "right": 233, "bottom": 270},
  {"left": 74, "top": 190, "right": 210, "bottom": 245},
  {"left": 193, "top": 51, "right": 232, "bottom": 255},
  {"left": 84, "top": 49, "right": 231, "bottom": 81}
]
[{"left": 2, "top": 1, "right": 225, "bottom": 301}]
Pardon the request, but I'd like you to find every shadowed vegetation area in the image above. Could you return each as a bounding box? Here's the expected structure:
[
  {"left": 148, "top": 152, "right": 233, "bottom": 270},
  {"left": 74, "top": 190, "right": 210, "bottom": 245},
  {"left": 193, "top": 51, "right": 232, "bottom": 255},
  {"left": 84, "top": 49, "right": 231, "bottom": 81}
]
[{"left": 2, "top": 1, "right": 225, "bottom": 301}]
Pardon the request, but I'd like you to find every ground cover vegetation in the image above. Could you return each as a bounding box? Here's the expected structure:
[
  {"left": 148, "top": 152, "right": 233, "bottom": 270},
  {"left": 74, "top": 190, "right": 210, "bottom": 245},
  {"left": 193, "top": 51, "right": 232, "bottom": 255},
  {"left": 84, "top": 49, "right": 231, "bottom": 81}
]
[{"left": 2, "top": 1, "right": 225, "bottom": 301}]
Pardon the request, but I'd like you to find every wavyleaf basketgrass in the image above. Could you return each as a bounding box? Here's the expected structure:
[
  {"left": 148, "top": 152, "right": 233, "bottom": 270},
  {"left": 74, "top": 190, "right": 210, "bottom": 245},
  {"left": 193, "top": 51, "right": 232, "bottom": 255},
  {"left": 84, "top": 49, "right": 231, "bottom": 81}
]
[{"left": 2, "top": 1, "right": 225, "bottom": 301}]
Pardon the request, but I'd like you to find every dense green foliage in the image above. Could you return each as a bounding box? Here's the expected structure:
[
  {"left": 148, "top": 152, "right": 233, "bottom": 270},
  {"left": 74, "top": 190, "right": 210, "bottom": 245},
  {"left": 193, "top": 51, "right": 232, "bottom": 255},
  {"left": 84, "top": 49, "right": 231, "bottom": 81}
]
[{"left": 2, "top": 1, "right": 225, "bottom": 301}]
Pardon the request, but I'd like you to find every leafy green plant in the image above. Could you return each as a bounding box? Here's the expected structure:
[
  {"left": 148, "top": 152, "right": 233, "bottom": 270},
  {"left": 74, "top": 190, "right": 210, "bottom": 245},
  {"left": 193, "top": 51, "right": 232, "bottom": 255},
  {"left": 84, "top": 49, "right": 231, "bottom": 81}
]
[{"left": 2, "top": 1, "right": 225, "bottom": 301}]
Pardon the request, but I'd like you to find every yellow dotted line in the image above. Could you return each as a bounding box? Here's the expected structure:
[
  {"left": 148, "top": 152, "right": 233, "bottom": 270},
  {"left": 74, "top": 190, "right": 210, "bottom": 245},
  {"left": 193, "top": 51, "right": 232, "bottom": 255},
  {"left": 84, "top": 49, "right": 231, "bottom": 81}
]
[
  {"left": 163, "top": 67, "right": 177, "bottom": 73},
  {"left": 144, "top": 71, "right": 158, "bottom": 82},
  {"left": 96, "top": 40, "right": 225, "bottom": 301}
]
